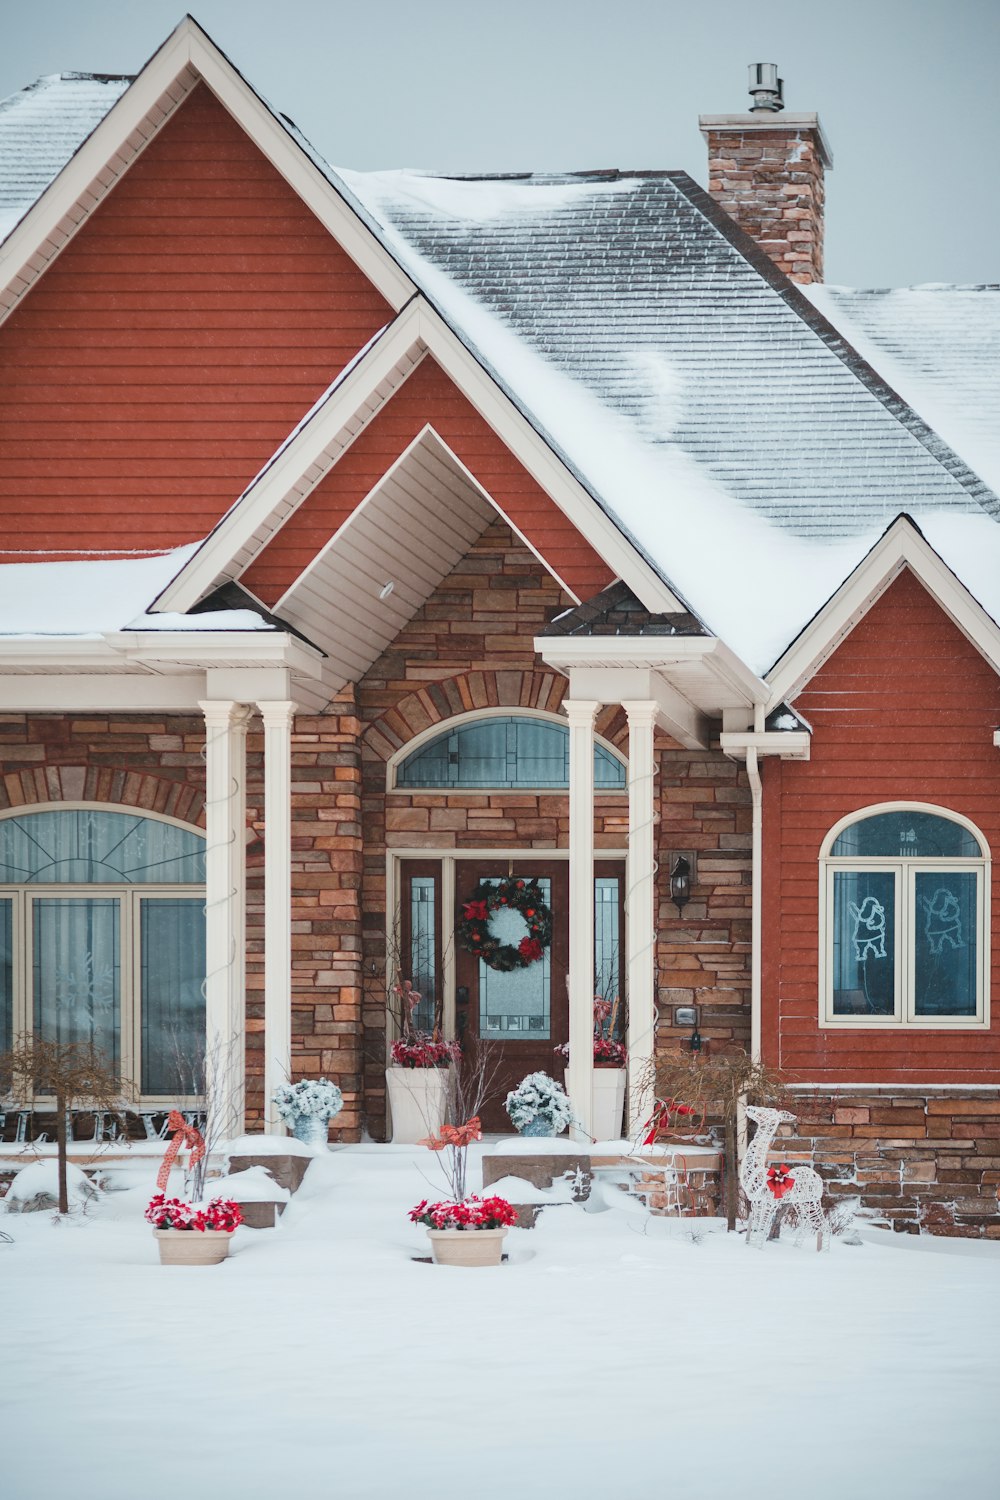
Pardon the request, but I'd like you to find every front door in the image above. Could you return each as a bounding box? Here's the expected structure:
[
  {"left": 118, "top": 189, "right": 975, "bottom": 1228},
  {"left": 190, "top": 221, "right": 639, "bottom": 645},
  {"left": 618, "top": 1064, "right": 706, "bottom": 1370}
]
[
  {"left": 455, "top": 861, "right": 568, "bottom": 1128},
  {"left": 454, "top": 859, "right": 625, "bottom": 1131}
]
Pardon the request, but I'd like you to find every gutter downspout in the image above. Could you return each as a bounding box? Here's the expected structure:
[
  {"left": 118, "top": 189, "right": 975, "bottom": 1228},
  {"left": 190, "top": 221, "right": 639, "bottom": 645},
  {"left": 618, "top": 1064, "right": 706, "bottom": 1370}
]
[{"left": 746, "top": 744, "right": 763, "bottom": 1062}]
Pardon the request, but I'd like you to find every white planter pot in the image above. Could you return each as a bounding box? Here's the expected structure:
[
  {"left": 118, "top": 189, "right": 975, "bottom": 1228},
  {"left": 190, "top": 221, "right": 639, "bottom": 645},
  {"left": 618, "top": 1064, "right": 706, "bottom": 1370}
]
[
  {"left": 427, "top": 1226, "right": 508, "bottom": 1267},
  {"left": 153, "top": 1229, "right": 233, "bottom": 1266},
  {"left": 592, "top": 1068, "right": 626, "bottom": 1141},
  {"left": 385, "top": 1066, "right": 450, "bottom": 1144}
]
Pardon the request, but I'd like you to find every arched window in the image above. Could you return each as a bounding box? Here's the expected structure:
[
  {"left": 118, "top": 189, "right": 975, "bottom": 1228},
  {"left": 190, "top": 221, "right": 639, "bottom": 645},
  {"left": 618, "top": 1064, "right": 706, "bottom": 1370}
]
[
  {"left": 394, "top": 715, "right": 626, "bottom": 790},
  {"left": 0, "top": 807, "right": 206, "bottom": 1098},
  {"left": 819, "top": 804, "right": 989, "bottom": 1028}
]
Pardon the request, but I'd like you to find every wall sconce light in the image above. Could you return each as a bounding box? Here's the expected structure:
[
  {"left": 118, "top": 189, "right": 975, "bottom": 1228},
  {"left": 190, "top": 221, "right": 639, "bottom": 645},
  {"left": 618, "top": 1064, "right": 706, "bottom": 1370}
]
[{"left": 669, "top": 855, "right": 691, "bottom": 914}]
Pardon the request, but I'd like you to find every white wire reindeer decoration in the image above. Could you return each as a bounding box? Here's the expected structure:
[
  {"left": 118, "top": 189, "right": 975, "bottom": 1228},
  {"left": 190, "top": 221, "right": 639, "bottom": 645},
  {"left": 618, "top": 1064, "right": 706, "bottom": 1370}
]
[{"left": 740, "top": 1106, "right": 827, "bottom": 1250}]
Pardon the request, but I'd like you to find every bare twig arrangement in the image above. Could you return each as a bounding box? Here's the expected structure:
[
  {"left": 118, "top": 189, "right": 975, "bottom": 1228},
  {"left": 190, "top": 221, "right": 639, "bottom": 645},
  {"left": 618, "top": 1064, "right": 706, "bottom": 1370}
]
[
  {"left": 0, "top": 1034, "right": 131, "bottom": 1214},
  {"left": 648, "top": 1049, "right": 788, "bottom": 1231}
]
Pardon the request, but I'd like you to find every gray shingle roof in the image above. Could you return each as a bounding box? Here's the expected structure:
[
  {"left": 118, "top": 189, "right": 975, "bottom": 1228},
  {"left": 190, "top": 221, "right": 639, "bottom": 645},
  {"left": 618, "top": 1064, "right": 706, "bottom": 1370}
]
[
  {"left": 339, "top": 168, "right": 997, "bottom": 542},
  {"left": 804, "top": 284, "right": 1000, "bottom": 500},
  {"left": 0, "top": 72, "right": 132, "bottom": 240}
]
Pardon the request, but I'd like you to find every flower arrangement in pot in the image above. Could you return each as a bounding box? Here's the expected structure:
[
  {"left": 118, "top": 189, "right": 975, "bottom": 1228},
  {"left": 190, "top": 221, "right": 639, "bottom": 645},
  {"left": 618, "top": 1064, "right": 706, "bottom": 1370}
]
[
  {"left": 505, "top": 1071, "right": 573, "bottom": 1138},
  {"left": 272, "top": 1077, "right": 343, "bottom": 1147},
  {"left": 386, "top": 978, "right": 460, "bottom": 1144},
  {"left": 407, "top": 1038, "right": 514, "bottom": 1266},
  {"left": 410, "top": 1191, "right": 518, "bottom": 1267},
  {"left": 146, "top": 1110, "right": 244, "bottom": 1265},
  {"left": 145, "top": 1192, "right": 244, "bottom": 1266}
]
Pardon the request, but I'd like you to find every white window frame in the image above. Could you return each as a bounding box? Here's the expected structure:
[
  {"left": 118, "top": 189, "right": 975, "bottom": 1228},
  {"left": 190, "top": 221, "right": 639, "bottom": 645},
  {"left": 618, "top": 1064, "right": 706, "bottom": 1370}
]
[
  {"left": 818, "top": 802, "right": 990, "bottom": 1030},
  {"left": 0, "top": 805, "right": 206, "bottom": 1104}
]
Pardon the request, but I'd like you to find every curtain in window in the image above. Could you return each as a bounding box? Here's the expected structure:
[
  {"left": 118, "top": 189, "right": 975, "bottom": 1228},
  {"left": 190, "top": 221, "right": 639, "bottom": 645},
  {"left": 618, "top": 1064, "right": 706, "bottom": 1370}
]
[
  {"left": 397, "top": 716, "right": 625, "bottom": 789},
  {"left": 33, "top": 897, "right": 121, "bottom": 1067},
  {"left": 140, "top": 899, "right": 207, "bottom": 1094},
  {"left": 0, "top": 899, "right": 11, "bottom": 1053}
]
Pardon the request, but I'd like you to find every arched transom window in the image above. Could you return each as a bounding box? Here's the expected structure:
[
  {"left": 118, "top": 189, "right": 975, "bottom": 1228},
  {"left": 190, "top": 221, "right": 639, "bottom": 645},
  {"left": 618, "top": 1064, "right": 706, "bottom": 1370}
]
[
  {"left": 394, "top": 715, "right": 626, "bottom": 790},
  {"left": 820, "top": 805, "right": 989, "bottom": 1028},
  {"left": 0, "top": 808, "right": 206, "bottom": 1098}
]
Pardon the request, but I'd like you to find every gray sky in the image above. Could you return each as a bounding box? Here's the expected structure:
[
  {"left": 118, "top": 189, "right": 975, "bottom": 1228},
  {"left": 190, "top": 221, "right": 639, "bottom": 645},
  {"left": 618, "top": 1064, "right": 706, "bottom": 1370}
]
[{"left": 1, "top": 0, "right": 997, "bottom": 286}]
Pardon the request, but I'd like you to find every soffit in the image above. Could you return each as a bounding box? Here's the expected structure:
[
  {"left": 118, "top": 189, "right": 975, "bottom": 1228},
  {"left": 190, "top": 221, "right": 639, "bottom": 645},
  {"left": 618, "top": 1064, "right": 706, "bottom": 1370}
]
[{"left": 274, "top": 429, "right": 496, "bottom": 691}]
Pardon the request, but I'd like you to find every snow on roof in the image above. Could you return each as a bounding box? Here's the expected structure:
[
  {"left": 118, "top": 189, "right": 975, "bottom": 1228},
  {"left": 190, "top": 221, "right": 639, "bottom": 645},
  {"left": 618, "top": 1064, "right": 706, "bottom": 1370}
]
[
  {"left": 803, "top": 285, "right": 1000, "bottom": 500},
  {"left": 335, "top": 167, "right": 1000, "bottom": 671},
  {"left": 4, "top": 65, "right": 1000, "bottom": 675},
  {"left": 0, "top": 546, "right": 272, "bottom": 635},
  {"left": 0, "top": 72, "right": 132, "bottom": 241}
]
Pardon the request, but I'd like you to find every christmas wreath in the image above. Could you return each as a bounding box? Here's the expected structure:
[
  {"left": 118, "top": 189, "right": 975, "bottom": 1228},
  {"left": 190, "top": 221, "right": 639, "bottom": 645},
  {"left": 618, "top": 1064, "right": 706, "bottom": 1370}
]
[{"left": 457, "top": 876, "right": 553, "bottom": 972}]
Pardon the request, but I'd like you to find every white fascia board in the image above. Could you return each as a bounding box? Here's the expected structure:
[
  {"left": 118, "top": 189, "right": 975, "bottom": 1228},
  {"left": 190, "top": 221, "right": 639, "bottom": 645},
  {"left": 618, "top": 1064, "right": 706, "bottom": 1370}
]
[
  {"left": 536, "top": 633, "right": 768, "bottom": 707},
  {"left": 153, "top": 304, "right": 427, "bottom": 613},
  {"left": 0, "top": 16, "right": 414, "bottom": 324},
  {"left": 719, "top": 731, "right": 811, "bottom": 761},
  {"left": 109, "top": 631, "right": 325, "bottom": 675},
  {"left": 0, "top": 673, "right": 209, "bottom": 712},
  {"left": 412, "top": 303, "right": 685, "bottom": 615},
  {"left": 765, "top": 518, "right": 1000, "bottom": 710},
  {"left": 556, "top": 665, "right": 709, "bottom": 749}
]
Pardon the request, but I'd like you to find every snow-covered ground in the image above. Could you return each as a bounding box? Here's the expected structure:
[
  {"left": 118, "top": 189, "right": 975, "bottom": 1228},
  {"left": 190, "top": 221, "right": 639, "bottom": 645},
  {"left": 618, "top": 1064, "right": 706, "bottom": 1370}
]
[{"left": 2, "top": 1143, "right": 998, "bottom": 1500}]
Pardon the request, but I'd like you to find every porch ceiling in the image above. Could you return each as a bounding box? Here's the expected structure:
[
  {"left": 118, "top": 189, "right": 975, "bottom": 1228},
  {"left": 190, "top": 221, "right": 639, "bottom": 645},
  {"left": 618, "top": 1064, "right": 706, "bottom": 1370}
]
[{"left": 271, "top": 428, "right": 497, "bottom": 690}]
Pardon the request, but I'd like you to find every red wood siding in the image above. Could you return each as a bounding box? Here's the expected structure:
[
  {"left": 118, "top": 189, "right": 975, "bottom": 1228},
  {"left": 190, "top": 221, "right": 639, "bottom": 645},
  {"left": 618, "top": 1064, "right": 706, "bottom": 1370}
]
[
  {"left": 240, "top": 357, "right": 615, "bottom": 606},
  {"left": 0, "top": 84, "right": 392, "bottom": 560},
  {"left": 762, "top": 568, "right": 1000, "bottom": 1084}
]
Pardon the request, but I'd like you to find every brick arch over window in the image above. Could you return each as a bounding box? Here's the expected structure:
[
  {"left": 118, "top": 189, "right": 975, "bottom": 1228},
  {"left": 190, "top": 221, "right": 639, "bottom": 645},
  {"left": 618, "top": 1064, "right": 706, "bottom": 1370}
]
[
  {"left": 362, "top": 670, "right": 627, "bottom": 762},
  {"left": 0, "top": 765, "right": 206, "bottom": 827}
]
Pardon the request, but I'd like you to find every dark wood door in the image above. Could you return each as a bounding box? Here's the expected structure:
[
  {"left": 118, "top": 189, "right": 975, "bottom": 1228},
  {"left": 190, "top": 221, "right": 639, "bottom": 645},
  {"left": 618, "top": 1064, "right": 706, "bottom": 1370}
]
[{"left": 455, "top": 860, "right": 569, "bottom": 1130}]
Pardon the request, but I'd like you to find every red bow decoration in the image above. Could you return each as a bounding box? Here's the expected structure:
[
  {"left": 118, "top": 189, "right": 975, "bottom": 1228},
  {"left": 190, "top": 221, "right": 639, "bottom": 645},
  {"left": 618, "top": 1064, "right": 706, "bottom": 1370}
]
[
  {"left": 767, "top": 1164, "right": 796, "bottom": 1200},
  {"left": 518, "top": 936, "right": 543, "bottom": 962},
  {"left": 419, "top": 1117, "right": 482, "bottom": 1151},
  {"left": 642, "top": 1098, "right": 697, "bottom": 1145},
  {"left": 463, "top": 900, "right": 489, "bottom": 922},
  {"left": 156, "top": 1109, "right": 206, "bottom": 1193}
]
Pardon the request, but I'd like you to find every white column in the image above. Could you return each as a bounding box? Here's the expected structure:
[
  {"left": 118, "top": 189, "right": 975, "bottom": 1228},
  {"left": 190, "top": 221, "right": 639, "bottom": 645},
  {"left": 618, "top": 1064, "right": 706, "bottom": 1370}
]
[
  {"left": 259, "top": 700, "right": 297, "bottom": 1134},
  {"left": 625, "top": 701, "right": 659, "bottom": 1134},
  {"left": 565, "top": 698, "right": 599, "bottom": 1140},
  {"left": 199, "top": 700, "right": 250, "bottom": 1141}
]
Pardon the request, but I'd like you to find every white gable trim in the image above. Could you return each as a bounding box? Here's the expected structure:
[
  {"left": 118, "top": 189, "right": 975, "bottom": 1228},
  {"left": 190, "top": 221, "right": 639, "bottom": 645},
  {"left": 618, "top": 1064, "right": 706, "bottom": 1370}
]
[
  {"left": 154, "top": 298, "right": 685, "bottom": 618},
  {"left": 153, "top": 303, "right": 429, "bottom": 611},
  {"left": 276, "top": 422, "right": 580, "bottom": 610},
  {"left": 0, "top": 16, "right": 414, "bottom": 324},
  {"left": 766, "top": 516, "right": 1000, "bottom": 709}
]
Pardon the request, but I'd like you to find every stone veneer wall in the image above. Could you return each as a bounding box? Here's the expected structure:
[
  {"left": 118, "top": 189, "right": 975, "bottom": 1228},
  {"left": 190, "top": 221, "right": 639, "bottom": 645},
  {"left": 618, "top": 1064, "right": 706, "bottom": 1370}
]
[
  {"left": 0, "top": 529, "right": 756, "bottom": 1146},
  {"left": 0, "top": 707, "right": 368, "bottom": 1138},
  {"left": 355, "top": 518, "right": 754, "bottom": 1137},
  {"left": 782, "top": 1090, "right": 1000, "bottom": 1237}
]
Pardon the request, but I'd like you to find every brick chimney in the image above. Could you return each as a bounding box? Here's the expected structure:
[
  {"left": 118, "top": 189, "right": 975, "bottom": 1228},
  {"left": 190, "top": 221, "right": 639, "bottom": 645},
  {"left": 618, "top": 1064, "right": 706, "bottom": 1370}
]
[{"left": 699, "top": 65, "right": 833, "bottom": 284}]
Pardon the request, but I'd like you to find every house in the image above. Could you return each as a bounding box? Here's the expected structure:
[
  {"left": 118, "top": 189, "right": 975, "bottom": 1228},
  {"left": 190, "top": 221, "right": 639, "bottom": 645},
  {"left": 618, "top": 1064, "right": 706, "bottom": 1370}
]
[{"left": 1, "top": 17, "right": 998, "bottom": 1235}]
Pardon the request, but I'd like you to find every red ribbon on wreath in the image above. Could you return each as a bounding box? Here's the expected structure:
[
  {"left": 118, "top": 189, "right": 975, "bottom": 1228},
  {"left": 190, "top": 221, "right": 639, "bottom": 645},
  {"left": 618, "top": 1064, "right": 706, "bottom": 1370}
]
[
  {"left": 767, "top": 1163, "right": 796, "bottom": 1200},
  {"left": 156, "top": 1109, "right": 206, "bottom": 1193}
]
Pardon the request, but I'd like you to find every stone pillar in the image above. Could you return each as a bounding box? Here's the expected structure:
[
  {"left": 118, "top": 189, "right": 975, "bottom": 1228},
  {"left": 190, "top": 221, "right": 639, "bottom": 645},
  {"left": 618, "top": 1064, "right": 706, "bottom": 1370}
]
[
  {"left": 565, "top": 698, "right": 599, "bottom": 1140},
  {"left": 198, "top": 700, "right": 251, "bottom": 1139},
  {"left": 698, "top": 112, "right": 832, "bottom": 283},
  {"left": 624, "top": 701, "right": 659, "bottom": 1133},
  {"left": 259, "top": 700, "right": 296, "bottom": 1134}
]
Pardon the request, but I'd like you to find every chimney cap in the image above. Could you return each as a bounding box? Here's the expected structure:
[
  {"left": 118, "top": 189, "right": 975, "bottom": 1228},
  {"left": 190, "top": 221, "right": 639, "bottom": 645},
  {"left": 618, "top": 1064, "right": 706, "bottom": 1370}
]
[{"left": 748, "top": 63, "right": 784, "bottom": 112}]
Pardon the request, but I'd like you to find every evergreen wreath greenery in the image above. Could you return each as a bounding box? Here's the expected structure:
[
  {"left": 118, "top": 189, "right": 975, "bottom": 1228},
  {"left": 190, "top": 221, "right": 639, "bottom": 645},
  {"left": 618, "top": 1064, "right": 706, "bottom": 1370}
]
[{"left": 456, "top": 876, "right": 553, "bottom": 972}]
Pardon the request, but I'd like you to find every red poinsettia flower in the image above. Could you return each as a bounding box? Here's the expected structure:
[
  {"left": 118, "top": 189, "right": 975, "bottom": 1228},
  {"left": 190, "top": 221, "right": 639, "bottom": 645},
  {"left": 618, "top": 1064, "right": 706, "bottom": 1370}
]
[
  {"left": 518, "top": 936, "right": 544, "bottom": 962},
  {"left": 463, "top": 900, "right": 489, "bottom": 922},
  {"left": 767, "top": 1164, "right": 796, "bottom": 1200}
]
